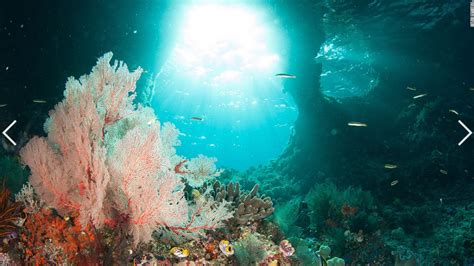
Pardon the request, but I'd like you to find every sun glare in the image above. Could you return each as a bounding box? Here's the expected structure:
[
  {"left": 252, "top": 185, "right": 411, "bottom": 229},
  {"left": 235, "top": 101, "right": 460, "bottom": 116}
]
[{"left": 171, "top": 4, "right": 281, "bottom": 87}]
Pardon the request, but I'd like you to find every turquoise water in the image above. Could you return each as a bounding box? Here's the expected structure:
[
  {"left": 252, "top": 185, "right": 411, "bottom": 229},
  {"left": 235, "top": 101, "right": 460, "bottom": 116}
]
[
  {"left": 153, "top": 79, "right": 297, "bottom": 170},
  {"left": 1, "top": 1, "right": 474, "bottom": 264},
  {"left": 151, "top": 3, "right": 298, "bottom": 170}
]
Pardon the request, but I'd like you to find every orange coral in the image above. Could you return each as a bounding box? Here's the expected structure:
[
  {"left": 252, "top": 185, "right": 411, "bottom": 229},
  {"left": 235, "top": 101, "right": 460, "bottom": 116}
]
[
  {"left": 20, "top": 208, "right": 99, "bottom": 264},
  {"left": 204, "top": 242, "right": 219, "bottom": 260},
  {"left": 341, "top": 203, "right": 358, "bottom": 217},
  {"left": 204, "top": 243, "right": 215, "bottom": 253}
]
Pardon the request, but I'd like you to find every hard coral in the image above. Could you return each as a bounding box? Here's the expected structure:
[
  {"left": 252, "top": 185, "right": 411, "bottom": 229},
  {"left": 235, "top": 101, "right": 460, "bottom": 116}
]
[{"left": 211, "top": 182, "right": 274, "bottom": 225}]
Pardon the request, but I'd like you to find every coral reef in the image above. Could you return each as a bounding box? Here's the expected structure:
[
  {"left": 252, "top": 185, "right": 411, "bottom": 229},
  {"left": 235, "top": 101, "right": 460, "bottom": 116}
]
[
  {"left": 222, "top": 166, "right": 302, "bottom": 204},
  {"left": 305, "top": 182, "right": 379, "bottom": 238},
  {"left": 234, "top": 233, "right": 269, "bottom": 264},
  {"left": 2, "top": 1, "right": 472, "bottom": 264},
  {"left": 19, "top": 208, "right": 99, "bottom": 264},
  {"left": 210, "top": 181, "right": 274, "bottom": 226},
  {"left": 4, "top": 42, "right": 470, "bottom": 264},
  {"left": 271, "top": 181, "right": 391, "bottom": 263},
  {"left": 382, "top": 200, "right": 474, "bottom": 264},
  {"left": 3, "top": 53, "right": 296, "bottom": 265},
  {"left": 16, "top": 53, "right": 233, "bottom": 262}
]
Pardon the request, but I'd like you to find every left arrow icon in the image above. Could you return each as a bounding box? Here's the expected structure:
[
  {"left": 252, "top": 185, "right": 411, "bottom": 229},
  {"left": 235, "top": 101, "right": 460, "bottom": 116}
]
[{"left": 2, "top": 120, "right": 17, "bottom": 146}]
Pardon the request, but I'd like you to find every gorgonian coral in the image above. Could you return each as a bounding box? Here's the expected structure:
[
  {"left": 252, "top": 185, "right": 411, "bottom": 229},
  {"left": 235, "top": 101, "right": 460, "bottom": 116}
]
[
  {"left": 15, "top": 182, "right": 44, "bottom": 214},
  {"left": 20, "top": 53, "right": 232, "bottom": 247},
  {"left": 178, "top": 155, "right": 223, "bottom": 188}
]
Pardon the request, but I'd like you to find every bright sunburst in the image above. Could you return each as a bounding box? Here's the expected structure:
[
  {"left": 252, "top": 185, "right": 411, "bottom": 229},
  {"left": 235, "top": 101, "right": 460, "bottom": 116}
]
[
  {"left": 153, "top": 3, "right": 296, "bottom": 170},
  {"left": 173, "top": 4, "right": 281, "bottom": 90}
]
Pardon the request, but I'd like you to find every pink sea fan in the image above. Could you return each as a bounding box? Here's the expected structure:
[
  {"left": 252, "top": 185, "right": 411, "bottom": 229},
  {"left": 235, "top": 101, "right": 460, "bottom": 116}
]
[
  {"left": 20, "top": 52, "right": 232, "bottom": 246},
  {"left": 107, "top": 124, "right": 188, "bottom": 244}
]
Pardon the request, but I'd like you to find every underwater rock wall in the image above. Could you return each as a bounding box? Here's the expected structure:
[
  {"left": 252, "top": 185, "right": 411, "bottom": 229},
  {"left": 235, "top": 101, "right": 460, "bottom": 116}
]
[
  {"left": 244, "top": 1, "right": 474, "bottom": 203},
  {"left": 234, "top": 2, "right": 474, "bottom": 263},
  {"left": 263, "top": 1, "right": 350, "bottom": 187}
]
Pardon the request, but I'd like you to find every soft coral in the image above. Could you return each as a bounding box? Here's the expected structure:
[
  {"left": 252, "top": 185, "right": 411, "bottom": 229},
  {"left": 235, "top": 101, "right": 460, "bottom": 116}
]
[{"left": 20, "top": 208, "right": 99, "bottom": 264}]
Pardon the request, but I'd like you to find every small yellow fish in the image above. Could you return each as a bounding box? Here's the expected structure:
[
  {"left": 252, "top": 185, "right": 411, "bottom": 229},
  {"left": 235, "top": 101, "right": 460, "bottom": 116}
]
[
  {"left": 0, "top": 104, "right": 7, "bottom": 108},
  {"left": 440, "top": 169, "right": 448, "bottom": 175},
  {"left": 219, "top": 240, "right": 234, "bottom": 256},
  {"left": 448, "top": 109, "right": 459, "bottom": 115},
  {"left": 347, "top": 121, "right": 368, "bottom": 127},
  {"left": 224, "top": 245, "right": 234, "bottom": 256},
  {"left": 406, "top": 86, "right": 416, "bottom": 91},
  {"left": 63, "top": 216, "right": 70, "bottom": 221},
  {"left": 32, "top": 99, "right": 47, "bottom": 104},
  {"left": 170, "top": 247, "right": 189, "bottom": 258},
  {"left": 413, "top": 93, "right": 428, "bottom": 99},
  {"left": 390, "top": 180, "right": 399, "bottom": 186},
  {"left": 384, "top": 164, "right": 398, "bottom": 169}
]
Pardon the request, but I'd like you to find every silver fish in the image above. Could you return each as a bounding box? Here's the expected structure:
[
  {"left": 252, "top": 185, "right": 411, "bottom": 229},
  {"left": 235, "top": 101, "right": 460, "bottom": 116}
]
[
  {"left": 348, "top": 121, "right": 368, "bottom": 127},
  {"left": 384, "top": 164, "right": 398, "bottom": 169},
  {"left": 413, "top": 93, "right": 428, "bottom": 99},
  {"left": 275, "top": 73, "right": 296, "bottom": 79},
  {"left": 448, "top": 109, "right": 459, "bottom": 115},
  {"left": 32, "top": 99, "right": 47, "bottom": 104}
]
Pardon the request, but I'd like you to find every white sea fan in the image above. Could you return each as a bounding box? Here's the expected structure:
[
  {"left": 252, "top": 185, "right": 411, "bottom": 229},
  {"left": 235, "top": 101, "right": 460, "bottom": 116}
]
[
  {"left": 160, "top": 122, "right": 182, "bottom": 167},
  {"left": 158, "top": 190, "right": 234, "bottom": 242},
  {"left": 181, "top": 154, "right": 223, "bottom": 188},
  {"left": 15, "top": 182, "right": 44, "bottom": 214}
]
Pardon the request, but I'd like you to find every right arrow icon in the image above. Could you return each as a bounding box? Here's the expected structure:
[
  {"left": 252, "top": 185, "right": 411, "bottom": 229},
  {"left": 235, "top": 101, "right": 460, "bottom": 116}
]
[{"left": 458, "top": 120, "right": 472, "bottom": 146}]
